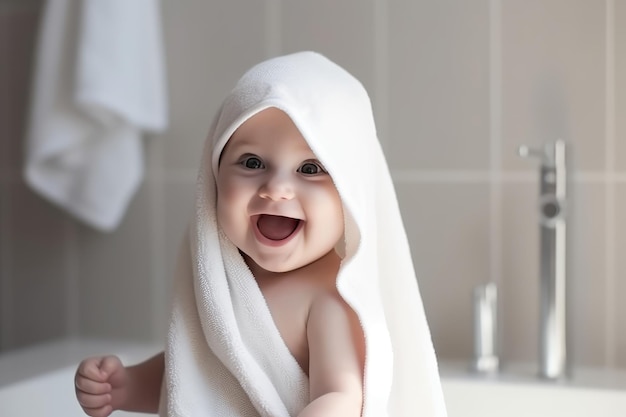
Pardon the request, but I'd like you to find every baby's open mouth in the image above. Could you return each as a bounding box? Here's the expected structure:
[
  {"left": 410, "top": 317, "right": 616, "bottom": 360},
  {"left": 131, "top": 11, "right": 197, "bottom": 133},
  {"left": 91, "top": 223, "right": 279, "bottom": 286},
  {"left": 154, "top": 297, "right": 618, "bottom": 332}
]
[{"left": 256, "top": 215, "right": 301, "bottom": 241}]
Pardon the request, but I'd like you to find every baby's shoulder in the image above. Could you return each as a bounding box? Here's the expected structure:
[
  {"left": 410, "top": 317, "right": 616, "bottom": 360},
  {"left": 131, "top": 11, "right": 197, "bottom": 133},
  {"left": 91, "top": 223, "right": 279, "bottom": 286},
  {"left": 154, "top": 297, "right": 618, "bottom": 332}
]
[{"left": 309, "top": 286, "right": 350, "bottom": 319}]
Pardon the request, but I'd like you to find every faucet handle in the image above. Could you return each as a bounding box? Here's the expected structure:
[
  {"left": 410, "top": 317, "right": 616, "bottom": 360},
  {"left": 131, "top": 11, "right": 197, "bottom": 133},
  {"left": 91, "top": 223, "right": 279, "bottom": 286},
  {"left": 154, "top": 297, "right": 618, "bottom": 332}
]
[
  {"left": 517, "top": 145, "right": 544, "bottom": 159},
  {"left": 517, "top": 140, "right": 566, "bottom": 168}
]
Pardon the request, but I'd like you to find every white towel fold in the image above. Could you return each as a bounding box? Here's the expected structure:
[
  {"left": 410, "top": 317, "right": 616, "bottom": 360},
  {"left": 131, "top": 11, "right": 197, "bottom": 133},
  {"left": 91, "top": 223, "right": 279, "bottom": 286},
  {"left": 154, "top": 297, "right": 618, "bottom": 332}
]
[
  {"left": 25, "top": 0, "right": 167, "bottom": 231},
  {"left": 162, "top": 51, "right": 447, "bottom": 417}
]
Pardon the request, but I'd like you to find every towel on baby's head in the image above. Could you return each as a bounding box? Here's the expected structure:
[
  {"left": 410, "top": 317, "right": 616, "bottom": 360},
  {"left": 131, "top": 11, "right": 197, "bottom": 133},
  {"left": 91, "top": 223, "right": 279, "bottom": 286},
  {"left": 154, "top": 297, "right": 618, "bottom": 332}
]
[{"left": 162, "top": 51, "right": 447, "bottom": 417}]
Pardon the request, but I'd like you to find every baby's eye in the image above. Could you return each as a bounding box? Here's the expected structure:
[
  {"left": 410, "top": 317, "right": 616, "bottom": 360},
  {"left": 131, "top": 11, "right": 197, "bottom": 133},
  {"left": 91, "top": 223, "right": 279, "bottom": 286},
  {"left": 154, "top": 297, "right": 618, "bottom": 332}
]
[
  {"left": 241, "top": 156, "right": 264, "bottom": 169},
  {"left": 298, "top": 161, "right": 327, "bottom": 176}
]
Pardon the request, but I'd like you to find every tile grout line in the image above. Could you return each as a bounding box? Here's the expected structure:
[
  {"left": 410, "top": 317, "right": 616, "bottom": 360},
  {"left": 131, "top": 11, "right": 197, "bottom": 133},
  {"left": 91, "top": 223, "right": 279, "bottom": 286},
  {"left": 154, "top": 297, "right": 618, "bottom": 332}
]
[
  {"left": 44, "top": 168, "right": 626, "bottom": 185},
  {"left": 604, "top": 0, "right": 616, "bottom": 368},
  {"left": 391, "top": 170, "right": 626, "bottom": 183},
  {"left": 489, "top": 0, "right": 503, "bottom": 294}
]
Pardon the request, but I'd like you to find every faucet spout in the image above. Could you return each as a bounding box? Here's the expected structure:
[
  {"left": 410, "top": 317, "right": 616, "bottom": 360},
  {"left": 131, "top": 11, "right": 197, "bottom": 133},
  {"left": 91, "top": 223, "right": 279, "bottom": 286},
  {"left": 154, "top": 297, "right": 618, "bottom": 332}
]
[{"left": 518, "top": 139, "right": 568, "bottom": 379}]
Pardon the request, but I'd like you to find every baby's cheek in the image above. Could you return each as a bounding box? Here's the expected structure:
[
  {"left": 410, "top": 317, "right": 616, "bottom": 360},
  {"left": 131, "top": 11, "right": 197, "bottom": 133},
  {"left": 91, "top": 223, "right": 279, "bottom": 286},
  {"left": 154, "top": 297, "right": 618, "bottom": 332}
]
[
  {"left": 215, "top": 198, "right": 229, "bottom": 227},
  {"left": 215, "top": 184, "right": 232, "bottom": 210}
]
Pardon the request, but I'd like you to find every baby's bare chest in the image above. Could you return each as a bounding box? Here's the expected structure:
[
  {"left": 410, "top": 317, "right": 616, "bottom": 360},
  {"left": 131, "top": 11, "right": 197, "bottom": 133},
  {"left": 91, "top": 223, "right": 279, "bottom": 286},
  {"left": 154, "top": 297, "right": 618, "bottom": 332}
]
[{"left": 258, "top": 277, "right": 325, "bottom": 375}]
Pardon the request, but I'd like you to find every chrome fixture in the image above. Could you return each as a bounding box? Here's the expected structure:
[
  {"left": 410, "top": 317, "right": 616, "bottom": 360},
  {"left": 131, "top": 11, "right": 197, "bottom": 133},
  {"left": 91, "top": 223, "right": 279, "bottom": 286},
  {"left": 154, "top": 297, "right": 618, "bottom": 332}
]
[
  {"left": 472, "top": 282, "right": 499, "bottom": 374},
  {"left": 518, "top": 139, "right": 568, "bottom": 379}
]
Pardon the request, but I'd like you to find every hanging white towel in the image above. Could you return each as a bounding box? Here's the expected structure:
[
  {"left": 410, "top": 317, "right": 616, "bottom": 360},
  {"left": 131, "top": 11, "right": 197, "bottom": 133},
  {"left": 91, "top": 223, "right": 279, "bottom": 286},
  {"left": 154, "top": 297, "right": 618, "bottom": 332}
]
[
  {"left": 25, "top": 0, "right": 168, "bottom": 231},
  {"left": 162, "top": 51, "right": 447, "bottom": 417}
]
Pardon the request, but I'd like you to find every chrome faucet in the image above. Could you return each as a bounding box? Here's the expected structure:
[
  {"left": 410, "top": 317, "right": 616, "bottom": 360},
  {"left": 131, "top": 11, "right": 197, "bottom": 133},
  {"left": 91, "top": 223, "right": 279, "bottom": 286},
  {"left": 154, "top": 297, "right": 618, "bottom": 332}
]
[
  {"left": 472, "top": 282, "right": 499, "bottom": 374},
  {"left": 518, "top": 139, "right": 568, "bottom": 379}
]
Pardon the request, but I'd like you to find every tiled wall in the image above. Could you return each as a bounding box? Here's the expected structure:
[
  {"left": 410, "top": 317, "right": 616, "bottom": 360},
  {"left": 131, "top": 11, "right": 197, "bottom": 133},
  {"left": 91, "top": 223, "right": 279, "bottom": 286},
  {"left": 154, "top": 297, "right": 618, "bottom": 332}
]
[{"left": 0, "top": 0, "right": 624, "bottom": 370}]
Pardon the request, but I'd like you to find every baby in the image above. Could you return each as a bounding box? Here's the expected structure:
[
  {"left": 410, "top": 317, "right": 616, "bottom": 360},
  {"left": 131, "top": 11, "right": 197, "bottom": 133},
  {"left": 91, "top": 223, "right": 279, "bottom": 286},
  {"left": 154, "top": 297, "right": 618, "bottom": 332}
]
[{"left": 75, "top": 51, "right": 446, "bottom": 417}]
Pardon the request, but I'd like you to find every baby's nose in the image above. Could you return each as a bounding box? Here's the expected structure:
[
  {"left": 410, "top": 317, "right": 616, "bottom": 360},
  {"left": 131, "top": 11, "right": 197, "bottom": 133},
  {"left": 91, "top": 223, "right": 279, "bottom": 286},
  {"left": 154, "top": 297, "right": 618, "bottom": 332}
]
[{"left": 258, "top": 173, "right": 295, "bottom": 201}]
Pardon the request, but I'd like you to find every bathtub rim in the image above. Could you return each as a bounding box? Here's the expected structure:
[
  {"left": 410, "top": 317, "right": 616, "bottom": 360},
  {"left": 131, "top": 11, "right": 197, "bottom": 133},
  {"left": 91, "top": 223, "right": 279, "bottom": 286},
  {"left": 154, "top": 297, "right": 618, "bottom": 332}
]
[
  {"left": 0, "top": 337, "right": 161, "bottom": 388},
  {"left": 439, "top": 359, "right": 626, "bottom": 392}
]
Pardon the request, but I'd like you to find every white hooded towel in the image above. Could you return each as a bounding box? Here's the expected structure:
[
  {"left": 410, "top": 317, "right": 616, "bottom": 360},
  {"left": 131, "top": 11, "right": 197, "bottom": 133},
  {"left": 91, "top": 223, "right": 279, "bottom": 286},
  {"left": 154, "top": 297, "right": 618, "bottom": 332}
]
[{"left": 162, "top": 51, "right": 447, "bottom": 417}]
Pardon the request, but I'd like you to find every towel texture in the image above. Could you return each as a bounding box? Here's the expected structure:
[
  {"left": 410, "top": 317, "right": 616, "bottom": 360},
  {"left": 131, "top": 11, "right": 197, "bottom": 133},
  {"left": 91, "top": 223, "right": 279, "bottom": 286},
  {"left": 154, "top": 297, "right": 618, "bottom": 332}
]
[
  {"left": 24, "top": 0, "right": 168, "bottom": 231},
  {"left": 163, "top": 51, "right": 447, "bottom": 417}
]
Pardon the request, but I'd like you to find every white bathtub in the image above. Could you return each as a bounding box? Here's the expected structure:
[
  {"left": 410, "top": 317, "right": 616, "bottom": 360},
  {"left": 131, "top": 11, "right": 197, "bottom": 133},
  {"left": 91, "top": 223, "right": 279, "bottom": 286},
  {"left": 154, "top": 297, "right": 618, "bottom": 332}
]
[
  {"left": 441, "top": 362, "right": 626, "bottom": 417},
  {"left": 0, "top": 338, "right": 161, "bottom": 417},
  {"left": 2, "top": 340, "right": 626, "bottom": 417}
]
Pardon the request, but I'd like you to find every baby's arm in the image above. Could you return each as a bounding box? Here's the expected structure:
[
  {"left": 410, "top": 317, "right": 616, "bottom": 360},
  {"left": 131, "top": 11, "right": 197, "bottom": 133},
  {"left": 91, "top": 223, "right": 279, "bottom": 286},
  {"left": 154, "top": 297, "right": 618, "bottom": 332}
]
[
  {"left": 299, "top": 293, "right": 366, "bottom": 417},
  {"left": 75, "top": 351, "right": 164, "bottom": 417}
]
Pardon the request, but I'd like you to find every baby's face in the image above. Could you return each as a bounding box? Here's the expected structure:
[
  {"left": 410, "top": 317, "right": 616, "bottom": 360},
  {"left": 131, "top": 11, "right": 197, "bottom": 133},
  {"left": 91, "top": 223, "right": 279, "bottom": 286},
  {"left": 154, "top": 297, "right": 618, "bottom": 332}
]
[{"left": 216, "top": 108, "right": 344, "bottom": 274}]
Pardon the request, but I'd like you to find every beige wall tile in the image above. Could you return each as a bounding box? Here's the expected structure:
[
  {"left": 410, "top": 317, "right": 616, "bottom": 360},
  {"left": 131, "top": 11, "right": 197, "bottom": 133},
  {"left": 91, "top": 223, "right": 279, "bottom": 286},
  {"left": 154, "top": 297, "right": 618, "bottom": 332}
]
[
  {"left": 396, "top": 182, "right": 490, "bottom": 360},
  {"left": 500, "top": 182, "right": 540, "bottom": 363},
  {"left": 161, "top": 1, "right": 267, "bottom": 173},
  {"left": 8, "top": 184, "right": 70, "bottom": 349},
  {"left": 0, "top": 7, "right": 40, "bottom": 180},
  {"left": 281, "top": 1, "right": 376, "bottom": 92},
  {"left": 615, "top": 2, "right": 626, "bottom": 172},
  {"left": 388, "top": 0, "right": 490, "bottom": 171},
  {"left": 76, "top": 183, "right": 154, "bottom": 341},
  {"left": 501, "top": 0, "right": 605, "bottom": 172},
  {"left": 567, "top": 183, "right": 607, "bottom": 367},
  {"left": 0, "top": 12, "right": 9, "bottom": 180},
  {"left": 615, "top": 184, "right": 626, "bottom": 368}
]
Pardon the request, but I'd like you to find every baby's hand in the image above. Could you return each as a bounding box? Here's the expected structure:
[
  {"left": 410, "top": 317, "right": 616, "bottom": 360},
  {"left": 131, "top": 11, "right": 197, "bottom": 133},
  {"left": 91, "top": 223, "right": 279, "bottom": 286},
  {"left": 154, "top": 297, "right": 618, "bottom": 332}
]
[{"left": 74, "top": 356, "right": 128, "bottom": 417}]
